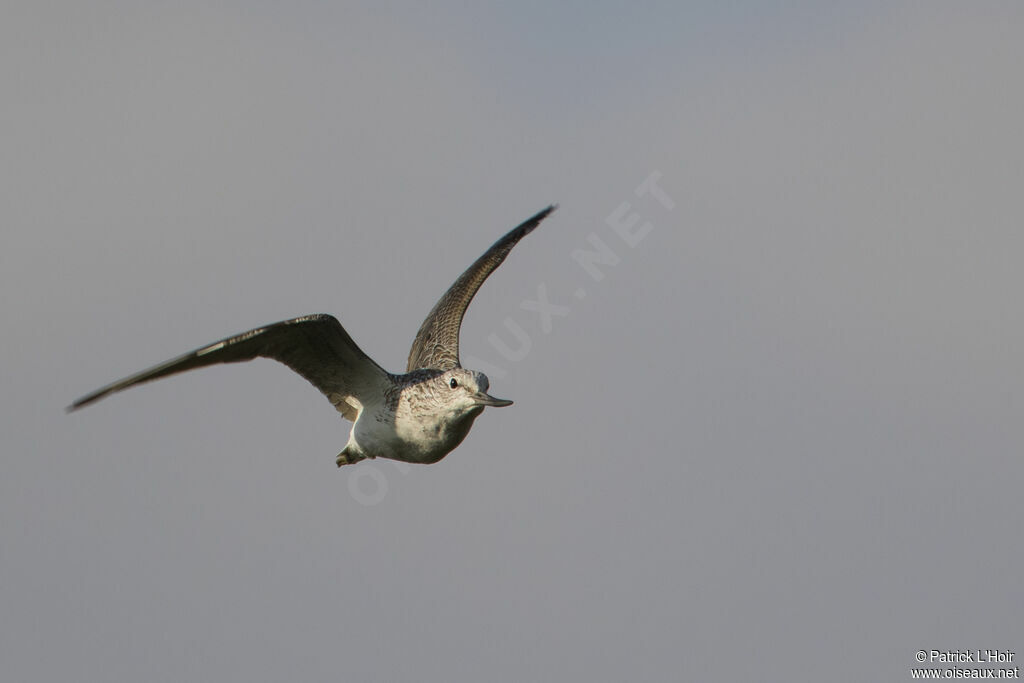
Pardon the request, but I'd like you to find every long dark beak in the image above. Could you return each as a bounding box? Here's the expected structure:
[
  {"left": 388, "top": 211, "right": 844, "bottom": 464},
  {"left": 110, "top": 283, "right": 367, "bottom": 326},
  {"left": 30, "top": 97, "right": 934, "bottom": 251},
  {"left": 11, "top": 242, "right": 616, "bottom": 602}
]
[{"left": 474, "top": 392, "right": 513, "bottom": 407}]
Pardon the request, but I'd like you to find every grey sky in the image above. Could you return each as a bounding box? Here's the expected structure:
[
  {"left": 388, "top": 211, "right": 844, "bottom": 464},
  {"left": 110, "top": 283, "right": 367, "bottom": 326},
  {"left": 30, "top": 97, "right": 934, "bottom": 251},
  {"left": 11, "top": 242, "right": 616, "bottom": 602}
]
[{"left": 3, "top": 2, "right": 1022, "bottom": 682}]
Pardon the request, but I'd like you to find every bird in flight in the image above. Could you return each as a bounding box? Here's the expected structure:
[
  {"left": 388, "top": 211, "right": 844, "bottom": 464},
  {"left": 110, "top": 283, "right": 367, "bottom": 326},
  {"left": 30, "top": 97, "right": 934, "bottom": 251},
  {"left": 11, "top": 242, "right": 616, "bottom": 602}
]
[{"left": 68, "top": 205, "right": 557, "bottom": 466}]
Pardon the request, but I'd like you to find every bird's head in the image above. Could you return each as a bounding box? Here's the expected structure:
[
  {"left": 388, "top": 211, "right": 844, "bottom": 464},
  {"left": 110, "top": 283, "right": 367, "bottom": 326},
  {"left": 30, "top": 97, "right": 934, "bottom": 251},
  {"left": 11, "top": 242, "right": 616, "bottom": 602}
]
[{"left": 436, "top": 368, "right": 513, "bottom": 415}]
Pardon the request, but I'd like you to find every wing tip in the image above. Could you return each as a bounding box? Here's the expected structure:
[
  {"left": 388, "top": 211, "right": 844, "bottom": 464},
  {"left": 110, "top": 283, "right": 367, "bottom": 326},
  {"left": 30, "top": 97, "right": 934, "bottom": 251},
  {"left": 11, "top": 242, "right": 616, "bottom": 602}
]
[
  {"left": 66, "top": 393, "right": 98, "bottom": 413},
  {"left": 535, "top": 203, "right": 558, "bottom": 221},
  {"left": 515, "top": 204, "right": 558, "bottom": 237}
]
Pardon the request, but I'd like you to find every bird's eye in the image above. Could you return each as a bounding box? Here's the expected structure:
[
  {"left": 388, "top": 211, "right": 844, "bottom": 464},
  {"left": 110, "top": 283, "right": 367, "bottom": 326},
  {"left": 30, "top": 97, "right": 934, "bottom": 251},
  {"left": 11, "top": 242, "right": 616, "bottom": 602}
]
[{"left": 449, "top": 378, "right": 458, "bottom": 389}]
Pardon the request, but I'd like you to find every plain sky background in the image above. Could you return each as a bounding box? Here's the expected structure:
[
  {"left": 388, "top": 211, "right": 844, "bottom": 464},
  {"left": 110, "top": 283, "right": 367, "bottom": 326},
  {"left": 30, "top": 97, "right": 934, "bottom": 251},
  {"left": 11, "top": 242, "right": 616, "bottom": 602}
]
[{"left": 2, "top": 2, "right": 1022, "bottom": 681}]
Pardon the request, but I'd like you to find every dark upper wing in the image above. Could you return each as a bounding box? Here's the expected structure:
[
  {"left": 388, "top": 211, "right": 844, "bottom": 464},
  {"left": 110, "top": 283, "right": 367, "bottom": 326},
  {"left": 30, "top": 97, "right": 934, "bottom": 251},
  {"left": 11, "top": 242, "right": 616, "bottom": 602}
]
[
  {"left": 68, "top": 314, "right": 390, "bottom": 419},
  {"left": 406, "top": 205, "right": 557, "bottom": 372}
]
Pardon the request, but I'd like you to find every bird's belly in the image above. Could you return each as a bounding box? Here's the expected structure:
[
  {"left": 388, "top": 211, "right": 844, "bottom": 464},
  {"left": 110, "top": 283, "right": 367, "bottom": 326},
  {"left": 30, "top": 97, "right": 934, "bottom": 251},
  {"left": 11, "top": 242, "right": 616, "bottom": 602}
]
[
  {"left": 353, "top": 417, "right": 448, "bottom": 464},
  {"left": 356, "top": 410, "right": 480, "bottom": 465}
]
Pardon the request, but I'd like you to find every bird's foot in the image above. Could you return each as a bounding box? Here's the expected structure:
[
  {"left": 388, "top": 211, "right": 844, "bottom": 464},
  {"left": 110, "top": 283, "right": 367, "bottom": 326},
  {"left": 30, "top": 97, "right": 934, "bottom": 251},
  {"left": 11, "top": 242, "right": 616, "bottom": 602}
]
[{"left": 336, "top": 447, "right": 367, "bottom": 467}]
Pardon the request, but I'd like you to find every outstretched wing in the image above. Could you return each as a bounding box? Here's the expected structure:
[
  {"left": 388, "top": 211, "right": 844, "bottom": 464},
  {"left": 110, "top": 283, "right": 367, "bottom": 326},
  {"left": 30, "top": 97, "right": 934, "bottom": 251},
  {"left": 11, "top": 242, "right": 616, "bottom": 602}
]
[
  {"left": 68, "top": 314, "right": 390, "bottom": 420},
  {"left": 406, "top": 205, "right": 557, "bottom": 372}
]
